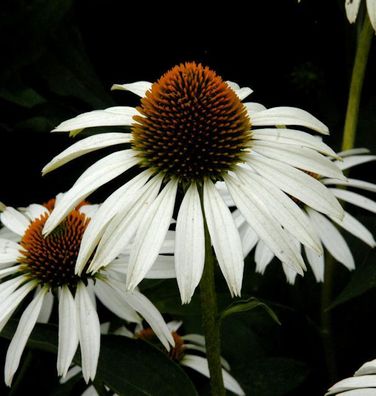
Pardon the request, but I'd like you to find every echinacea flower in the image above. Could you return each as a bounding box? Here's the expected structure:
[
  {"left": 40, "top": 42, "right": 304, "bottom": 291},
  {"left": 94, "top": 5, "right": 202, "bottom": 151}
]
[
  {"left": 326, "top": 356, "right": 376, "bottom": 395},
  {"left": 63, "top": 320, "right": 245, "bottom": 396},
  {"left": 42, "top": 62, "right": 344, "bottom": 303},
  {"left": 228, "top": 148, "right": 376, "bottom": 283},
  {"left": 0, "top": 197, "right": 174, "bottom": 386},
  {"left": 345, "top": 0, "right": 376, "bottom": 32}
]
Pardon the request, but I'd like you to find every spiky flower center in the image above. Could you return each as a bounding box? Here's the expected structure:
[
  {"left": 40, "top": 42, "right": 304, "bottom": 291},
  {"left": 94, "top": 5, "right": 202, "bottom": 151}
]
[
  {"left": 19, "top": 205, "right": 90, "bottom": 288},
  {"left": 132, "top": 62, "right": 251, "bottom": 182}
]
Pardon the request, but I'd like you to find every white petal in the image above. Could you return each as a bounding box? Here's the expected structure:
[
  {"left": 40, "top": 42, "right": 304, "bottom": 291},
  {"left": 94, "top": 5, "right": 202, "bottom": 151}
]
[
  {"left": 216, "top": 181, "right": 235, "bottom": 207},
  {"left": 1, "top": 207, "right": 30, "bottom": 236},
  {"left": 42, "top": 133, "right": 131, "bottom": 175},
  {"left": 255, "top": 240, "right": 275, "bottom": 274},
  {"left": 326, "top": 375, "right": 376, "bottom": 395},
  {"left": 167, "top": 320, "right": 183, "bottom": 333},
  {"left": 125, "top": 290, "right": 174, "bottom": 350},
  {"left": 304, "top": 245, "right": 325, "bottom": 282},
  {"left": 182, "top": 334, "right": 206, "bottom": 346},
  {"left": 355, "top": 359, "right": 376, "bottom": 376},
  {"left": 0, "top": 279, "right": 36, "bottom": 326},
  {"left": 75, "top": 170, "right": 151, "bottom": 274},
  {"left": 248, "top": 155, "right": 344, "bottom": 219},
  {"left": 43, "top": 150, "right": 138, "bottom": 235},
  {"left": 345, "top": 0, "right": 362, "bottom": 23},
  {"left": 57, "top": 286, "right": 79, "bottom": 378},
  {"left": 59, "top": 366, "right": 82, "bottom": 384},
  {"left": 0, "top": 266, "right": 21, "bottom": 279},
  {"left": 75, "top": 282, "right": 101, "bottom": 383},
  {"left": 181, "top": 354, "right": 245, "bottom": 396},
  {"left": 0, "top": 239, "right": 20, "bottom": 265},
  {"left": 330, "top": 210, "right": 375, "bottom": 247},
  {"left": 23, "top": 204, "right": 49, "bottom": 221},
  {"left": 111, "top": 81, "right": 152, "bottom": 97},
  {"left": 250, "top": 107, "right": 329, "bottom": 134},
  {"left": 323, "top": 178, "right": 376, "bottom": 193},
  {"left": 335, "top": 390, "right": 376, "bottom": 396},
  {"left": 175, "top": 183, "right": 205, "bottom": 304},
  {"left": 224, "top": 174, "right": 306, "bottom": 274},
  {"left": 252, "top": 142, "right": 344, "bottom": 179},
  {"left": 94, "top": 279, "right": 141, "bottom": 323},
  {"left": 330, "top": 188, "right": 376, "bottom": 213},
  {"left": 244, "top": 102, "right": 267, "bottom": 115},
  {"left": 337, "top": 148, "right": 370, "bottom": 157},
  {"left": 226, "top": 81, "right": 253, "bottom": 100},
  {"left": 335, "top": 155, "right": 376, "bottom": 170},
  {"left": 367, "top": 0, "right": 376, "bottom": 31},
  {"left": 52, "top": 106, "right": 139, "bottom": 132},
  {"left": 0, "top": 227, "right": 21, "bottom": 243},
  {"left": 89, "top": 175, "right": 164, "bottom": 273},
  {"left": 236, "top": 167, "right": 322, "bottom": 254},
  {"left": 79, "top": 204, "right": 100, "bottom": 219},
  {"left": 37, "top": 289, "right": 54, "bottom": 323},
  {"left": 203, "top": 179, "right": 244, "bottom": 297},
  {"left": 238, "top": 222, "right": 259, "bottom": 257},
  {"left": 81, "top": 385, "right": 99, "bottom": 396},
  {"left": 0, "top": 276, "right": 28, "bottom": 303},
  {"left": 307, "top": 209, "right": 355, "bottom": 270},
  {"left": 126, "top": 179, "right": 178, "bottom": 290},
  {"left": 252, "top": 128, "right": 339, "bottom": 158},
  {"left": 282, "top": 263, "right": 298, "bottom": 284},
  {"left": 4, "top": 287, "right": 47, "bottom": 386}
]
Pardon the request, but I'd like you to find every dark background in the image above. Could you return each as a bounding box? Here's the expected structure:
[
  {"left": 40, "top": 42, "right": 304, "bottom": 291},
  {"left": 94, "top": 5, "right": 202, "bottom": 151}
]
[{"left": 0, "top": 0, "right": 376, "bottom": 395}]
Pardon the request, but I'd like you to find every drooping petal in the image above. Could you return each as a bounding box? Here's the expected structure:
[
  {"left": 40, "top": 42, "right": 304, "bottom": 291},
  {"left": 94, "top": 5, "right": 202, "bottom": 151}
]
[
  {"left": 0, "top": 266, "right": 21, "bottom": 279},
  {"left": 1, "top": 207, "right": 30, "bottom": 236},
  {"left": 42, "top": 133, "right": 132, "bottom": 175},
  {"left": 52, "top": 106, "right": 139, "bottom": 132},
  {"left": 88, "top": 174, "right": 164, "bottom": 274},
  {"left": 243, "top": 102, "right": 267, "bottom": 115},
  {"left": 252, "top": 128, "right": 338, "bottom": 158},
  {"left": 307, "top": 209, "right": 355, "bottom": 270},
  {"left": 330, "top": 211, "right": 375, "bottom": 247},
  {"left": 323, "top": 178, "right": 376, "bottom": 193},
  {"left": 111, "top": 81, "right": 152, "bottom": 97},
  {"left": 23, "top": 204, "right": 49, "bottom": 221},
  {"left": 252, "top": 142, "right": 344, "bottom": 179},
  {"left": 94, "top": 279, "right": 141, "bottom": 323},
  {"left": 203, "top": 179, "right": 244, "bottom": 297},
  {"left": 0, "top": 239, "right": 20, "bottom": 266},
  {"left": 182, "top": 334, "right": 206, "bottom": 346},
  {"left": 0, "top": 276, "right": 28, "bottom": 303},
  {"left": 78, "top": 204, "right": 100, "bottom": 219},
  {"left": 37, "top": 289, "right": 54, "bottom": 323},
  {"left": 248, "top": 155, "right": 344, "bottom": 219},
  {"left": 255, "top": 241, "right": 275, "bottom": 274},
  {"left": 126, "top": 179, "right": 178, "bottom": 291},
  {"left": 236, "top": 167, "right": 322, "bottom": 254},
  {"left": 4, "top": 287, "right": 47, "bottom": 386},
  {"left": 326, "top": 375, "right": 376, "bottom": 395},
  {"left": 227, "top": 81, "right": 253, "bottom": 100},
  {"left": 335, "top": 155, "right": 376, "bottom": 171},
  {"left": 224, "top": 174, "right": 306, "bottom": 274},
  {"left": 330, "top": 188, "right": 376, "bottom": 213},
  {"left": 175, "top": 183, "right": 205, "bottom": 304},
  {"left": 282, "top": 263, "right": 298, "bottom": 284},
  {"left": 345, "top": 0, "right": 362, "bottom": 23},
  {"left": 43, "top": 150, "right": 138, "bottom": 235},
  {"left": 125, "top": 290, "right": 174, "bottom": 351},
  {"left": 75, "top": 170, "right": 151, "bottom": 274},
  {"left": 250, "top": 107, "right": 329, "bottom": 134},
  {"left": 75, "top": 282, "right": 101, "bottom": 383},
  {"left": 57, "top": 286, "right": 79, "bottom": 378},
  {"left": 337, "top": 148, "right": 370, "bottom": 157},
  {"left": 181, "top": 354, "right": 245, "bottom": 396},
  {"left": 355, "top": 359, "right": 376, "bottom": 376},
  {"left": 238, "top": 222, "right": 259, "bottom": 257},
  {"left": 304, "top": 245, "right": 325, "bottom": 282}
]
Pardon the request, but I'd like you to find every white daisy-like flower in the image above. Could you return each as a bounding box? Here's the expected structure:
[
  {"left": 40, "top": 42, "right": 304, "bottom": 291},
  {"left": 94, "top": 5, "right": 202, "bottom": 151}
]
[
  {"left": 326, "top": 357, "right": 376, "bottom": 395},
  {"left": 65, "top": 320, "right": 244, "bottom": 396},
  {"left": 0, "top": 197, "right": 174, "bottom": 386},
  {"left": 345, "top": 0, "right": 376, "bottom": 32},
  {"left": 228, "top": 148, "right": 376, "bottom": 284},
  {"left": 42, "top": 62, "right": 344, "bottom": 303}
]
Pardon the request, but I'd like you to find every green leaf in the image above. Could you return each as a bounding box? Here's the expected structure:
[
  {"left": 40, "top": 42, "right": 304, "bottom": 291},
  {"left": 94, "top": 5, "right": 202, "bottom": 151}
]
[
  {"left": 220, "top": 297, "right": 281, "bottom": 325},
  {"left": 329, "top": 251, "right": 376, "bottom": 309},
  {"left": 0, "top": 87, "right": 46, "bottom": 108},
  {"left": 1, "top": 321, "right": 198, "bottom": 396}
]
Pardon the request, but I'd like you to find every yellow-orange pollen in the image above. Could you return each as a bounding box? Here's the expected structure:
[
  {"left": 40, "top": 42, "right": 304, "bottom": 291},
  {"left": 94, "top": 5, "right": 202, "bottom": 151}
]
[
  {"left": 132, "top": 62, "right": 252, "bottom": 182},
  {"left": 19, "top": 205, "right": 90, "bottom": 288}
]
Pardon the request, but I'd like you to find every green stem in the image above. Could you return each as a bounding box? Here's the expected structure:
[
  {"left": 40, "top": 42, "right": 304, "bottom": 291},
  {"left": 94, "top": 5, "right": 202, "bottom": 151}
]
[
  {"left": 199, "top": 187, "right": 226, "bottom": 396},
  {"left": 341, "top": 14, "right": 373, "bottom": 151},
  {"left": 320, "top": 255, "right": 337, "bottom": 382}
]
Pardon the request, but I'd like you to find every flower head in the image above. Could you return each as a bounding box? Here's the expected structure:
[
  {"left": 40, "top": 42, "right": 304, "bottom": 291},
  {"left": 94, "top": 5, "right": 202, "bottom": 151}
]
[
  {"left": 0, "top": 198, "right": 174, "bottom": 385},
  {"left": 42, "top": 62, "right": 344, "bottom": 303}
]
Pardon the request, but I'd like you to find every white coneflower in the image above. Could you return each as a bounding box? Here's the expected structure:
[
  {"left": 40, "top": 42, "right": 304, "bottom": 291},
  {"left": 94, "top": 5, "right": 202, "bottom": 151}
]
[
  {"left": 0, "top": 198, "right": 174, "bottom": 386},
  {"left": 230, "top": 149, "right": 375, "bottom": 283},
  {"left": 345, "top": 0, "right": 376, "bottom": 31},
  {"left": 42, "top": 62, "right": 344, "bottom": 303}
]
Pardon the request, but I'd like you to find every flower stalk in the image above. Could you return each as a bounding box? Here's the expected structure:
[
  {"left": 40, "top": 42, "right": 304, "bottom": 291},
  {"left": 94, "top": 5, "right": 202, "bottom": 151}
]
[{"left": 199, "top": 187, "right": 226, "bottom": 396}]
